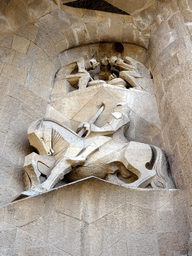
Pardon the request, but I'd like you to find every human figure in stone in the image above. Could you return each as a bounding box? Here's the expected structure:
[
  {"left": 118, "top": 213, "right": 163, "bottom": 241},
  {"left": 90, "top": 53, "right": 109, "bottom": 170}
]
[
  {"left": 108, "top": 56, "right": 153, "bottom": 92},
  {"left": 56, "top": 56, "right": 100, "bottom": 89},
  {"left": 19, "top": 56, "right": 174, "bottom": 199}
]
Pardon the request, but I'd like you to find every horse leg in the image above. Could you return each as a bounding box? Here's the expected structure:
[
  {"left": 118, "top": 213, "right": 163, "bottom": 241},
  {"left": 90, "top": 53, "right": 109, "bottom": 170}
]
[
  {"left": 37, "top": 157, "right": 72, "bottom": 191},
  {"left": 24, "top": 152, "right": 55, "bottom": 189},
  {"left": 67, "top": 136, "right": 111, "bottom": 166}
]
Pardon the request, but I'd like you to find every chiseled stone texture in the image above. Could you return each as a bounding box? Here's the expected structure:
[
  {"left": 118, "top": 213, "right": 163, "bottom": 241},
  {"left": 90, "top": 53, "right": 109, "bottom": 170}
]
[
  {"left": 0, "top": 178, "right": 188, "bottom": 256},
  {"left": 0, "top": 0, "right": 151, "bottom": 206},
  {"left": 146, "top": 0, "right": 192, "bottom": 233},
  {"left": 0, "top": 0, "right": 190, "bottom": 253}
]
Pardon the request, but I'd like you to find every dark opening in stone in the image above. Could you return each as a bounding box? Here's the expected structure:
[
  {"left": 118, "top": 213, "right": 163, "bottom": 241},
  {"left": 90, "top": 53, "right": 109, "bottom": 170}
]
[
  {"left": 63, "top": 0, "right": 130, "bottom": 15},
  {"left": 113, "top": 42, "right": 124, "bottom": 53}
]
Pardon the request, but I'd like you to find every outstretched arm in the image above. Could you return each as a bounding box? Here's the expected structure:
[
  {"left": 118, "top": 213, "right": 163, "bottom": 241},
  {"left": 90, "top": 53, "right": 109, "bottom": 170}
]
[{"left": 80, "top": 103, "right": 130, "bottom": 136}]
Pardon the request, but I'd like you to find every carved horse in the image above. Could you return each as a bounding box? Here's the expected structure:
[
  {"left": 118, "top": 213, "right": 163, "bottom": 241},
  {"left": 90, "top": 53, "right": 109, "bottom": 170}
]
[{"left": 22, "top": 118, "right": 174, "bottom": 196}]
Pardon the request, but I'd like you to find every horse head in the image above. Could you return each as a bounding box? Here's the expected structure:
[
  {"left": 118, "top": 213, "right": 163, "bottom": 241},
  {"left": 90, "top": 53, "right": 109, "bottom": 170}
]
[{"left": 27, "top": 119, "right": 53, "bottom": 156}]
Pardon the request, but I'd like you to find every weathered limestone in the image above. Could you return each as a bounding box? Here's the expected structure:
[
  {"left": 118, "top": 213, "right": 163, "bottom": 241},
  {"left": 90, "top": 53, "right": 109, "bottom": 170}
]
[
  {"left": 146, "top": 0, "right": 192, "bottom": 236},
  {"left": 0, "top": 178, "right": 188, "bottom": 256},
  {"left": 17, "top": 56, "right": 174, "bottom": 198},
  {"left": 0, "top": 0, "right": 191, "bottom": 255}
]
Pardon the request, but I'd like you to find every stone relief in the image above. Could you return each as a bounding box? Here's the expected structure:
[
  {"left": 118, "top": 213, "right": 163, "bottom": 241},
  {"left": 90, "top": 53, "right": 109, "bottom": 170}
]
[{"left": 21, "top": 56, "right": 174, "bottom": 197}]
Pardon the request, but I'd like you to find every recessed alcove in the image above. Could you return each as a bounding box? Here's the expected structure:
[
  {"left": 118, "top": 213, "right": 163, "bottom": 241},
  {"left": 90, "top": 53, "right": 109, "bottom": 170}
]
[{"left": 0, "top": 0, "right": 191, "bottom": 255}]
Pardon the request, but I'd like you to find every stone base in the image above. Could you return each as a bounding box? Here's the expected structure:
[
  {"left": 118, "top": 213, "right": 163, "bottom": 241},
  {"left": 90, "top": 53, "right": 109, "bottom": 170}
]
[{"left": 0, "top": 177, "right": 189, "bottom": 256}]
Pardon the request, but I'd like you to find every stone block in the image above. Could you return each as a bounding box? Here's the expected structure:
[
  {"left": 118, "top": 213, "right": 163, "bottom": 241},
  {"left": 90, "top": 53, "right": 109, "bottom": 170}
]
[
  {"left": 34, "top": 28, "right": 59, "bottom": 60},
  {"left": 98, "top": 22, "right": 111, "bottom": 42},
  {"left": 2, "top": 64, "right": 27, "bottom": 85},
  {"left": 153, "top": 73, "right": 164, "bottom": 103},
  {"left": 172, "top": 190, "right": 190, "bottom": 231},
  {"left": 157, "top": 232, "right": 180, "bottom": 255},
  {"left": 127, "top": 233, "right": 160, "bottom": 256},
  {"left": 151, "top": 132, "right": 164, "bottom": 148},
  {"left": 0, "top": 228, "right": 17, "bottom": 249},
  {"left": 178, "top": 0, "right": 189, "bottom": 10},
  {"left": 178, "top": 129, "right": 192, "bottom": 161},
  {"left": 153, "top": 20, "right": 171, "bottom": 42},
  {"left": 29, "top": 56, "right": 54, "bottom": 83},
  {"left": 137, "top": 34, "right": 150, "bottom": 49},
  {"left": 156, "top": 5, "right": 173, "bottom": 24},
  {"left": 24, "top": 246, "right": 55, "bottom": 256},
  {"left": 133, "top": 5, "right": 156, "bottom": 31},
  {"left": 28, "top": 0, "right": 56, "bottom": 20},
  {"left": 39, "top": 13, "right": 66, "bottom": 43},
  {"left": 72, "top": 24, "right": 90, "bottom": 46},
  {"left": 168, "top": 0, "right": 180, "bottom": 13},
  {"left": 0, "top": 47, "right": 15, "bottom": 64},
  {"left": 188, "top": 0, "right": 192, "bottom": 10},
  {"left": 16, "top": 102, "right": 45, "bottom": 125},
  {"left": 85, "top": 21, "right": 99, "bottom": 44},
  {"left": 4, "top": 0, "right": 36, "bottom": 31},
  {"left": 180, "top": 156, "right": 192, "bottom": 190},
  {"left": 61, "top": 4, "right": 86, "bottom": 19},
  {"left": 122, "top": 23, "right": 136, "bottom": 43},
  {"left": 24, "top": 74, "right": 51, "bottom": 101},
  {"left": 181, "top": 9, "right": 192, "bottom": 23},
  {"left": 0, "top": 76, "right": 11, "bottom": 95},
  {"left": 158, "top": 210, "right": 177, "bottom": 232},
  {"left": 0, "top": 178, "right": 183, "bottom": 255},
  {"left": 64, "top": 28, "right": 77, "bottom": 49},
  {"left": 156, "top": 38, "right": 186, "bottom": 67},
  {"left": 164, "top": 65, "right": 186, "bottom": 93},
  {"left": 177, "top": 230, "right": 190, "bottom": 255},
  {"left": 168, "top": 12, "right": 190, "bottom": 39},
  {"left": 49, "top": 9, "right": 72, "bottom": 31},
  {"left": 6, "top": 79, "right": 20, "bottom": 99},
  {"left": 26, "top": 42, "right": 50, "bottom": 64},
  {"left": 0, "top": 62, "right": 4, "bottom": 74},
  {"left": 3, "top": 95, "right": 20, "bottom": 116},
  {"left": 160, "top": 54, "right": 180, "bottom": 81},
  {"left": 55, "top": 39, "right": 69, "bottom": 53},
  {"left": 158, "top": 95, "right": 173, "bottom": 128},
  {"left": 11, "top": 51, "right": 33, "bottom": 73},
  {"left": 0, "top": 36, "right": 13, "bottom": 49},
  {"left": 12, "top": 35, "right": 30, "bottom": 54},
  {"left": 2, "top": 130, "right": 29, "bottom": 165},
  {"left": 166, "top": 115, "right": 184, "bottom": 150},
  {"left": 100, "top": 236, "right": 128, "bottom": 256},
  {"left": 17, "top": 23, "right": 39, "bottom": 42}
]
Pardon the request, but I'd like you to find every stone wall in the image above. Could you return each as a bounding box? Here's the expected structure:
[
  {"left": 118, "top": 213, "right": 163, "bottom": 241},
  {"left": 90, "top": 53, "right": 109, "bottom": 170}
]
[
  {"left": 146, "top": 0, "right": 192, "bottom": 230},
  {"left": 0, "top": 0, "right": 191, "bottom": 254},
  {"left": 0, "top": 0, "right": 149, "bottom": 205},
  {"left": 0, "top": 178, "right": 189, "bottom": 256}
]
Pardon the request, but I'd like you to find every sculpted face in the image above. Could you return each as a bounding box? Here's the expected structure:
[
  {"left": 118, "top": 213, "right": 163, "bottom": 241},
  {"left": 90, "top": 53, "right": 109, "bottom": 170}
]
[
  {"left": 89, "top": 58, "right": 100, "bottom": 69},
  {"left": 109, "top": 56, "right": 118, "bottom": 66}
]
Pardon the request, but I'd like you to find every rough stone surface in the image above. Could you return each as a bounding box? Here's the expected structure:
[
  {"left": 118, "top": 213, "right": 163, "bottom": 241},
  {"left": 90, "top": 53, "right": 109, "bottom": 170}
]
[
  {"left": 0, "top": 0, "right": 191, "bottom": 255},
  {"left": 0, "top": 178, "right": 188, "bottom": 256},
  {"left": 20, "top": 54, "right": 174, "bottom": 198}
]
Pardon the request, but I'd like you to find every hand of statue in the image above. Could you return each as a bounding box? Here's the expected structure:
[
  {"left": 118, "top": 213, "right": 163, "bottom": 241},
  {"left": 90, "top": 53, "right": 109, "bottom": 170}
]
[{"left": 77, "top": 122, "right": 91, "bottom": 137}]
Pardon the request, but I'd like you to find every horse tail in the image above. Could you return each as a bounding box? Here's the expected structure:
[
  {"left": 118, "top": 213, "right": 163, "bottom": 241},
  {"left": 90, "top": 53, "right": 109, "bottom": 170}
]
[{"left": 150, "top": 145, "right": 174, "bottom": 189}]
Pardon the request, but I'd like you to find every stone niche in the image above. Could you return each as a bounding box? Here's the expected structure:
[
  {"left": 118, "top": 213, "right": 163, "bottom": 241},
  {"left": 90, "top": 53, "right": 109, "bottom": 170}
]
[
  {"left": 0, "top": 0, "right": 192, "bottom": 255},
  {"left": 0, "top": 41, "right": 188, "bottom": 255}
]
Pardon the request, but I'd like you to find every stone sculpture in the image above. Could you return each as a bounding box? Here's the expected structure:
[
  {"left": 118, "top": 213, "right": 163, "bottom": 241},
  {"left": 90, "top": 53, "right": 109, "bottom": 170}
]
[{"left": 21, "top": 56, "right": 174, "bottom": 197}]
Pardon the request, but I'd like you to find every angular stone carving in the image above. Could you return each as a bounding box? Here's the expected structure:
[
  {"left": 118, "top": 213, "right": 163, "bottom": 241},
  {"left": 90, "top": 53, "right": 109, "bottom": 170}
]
[{"left": 21, "top": 56, "right": 174, "bottom": 197}]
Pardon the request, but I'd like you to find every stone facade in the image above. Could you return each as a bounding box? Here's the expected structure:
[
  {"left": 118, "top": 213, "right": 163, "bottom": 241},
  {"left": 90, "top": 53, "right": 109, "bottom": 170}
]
[{"left": 0, "top": 0, "right": 192, "bottom": 255}]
